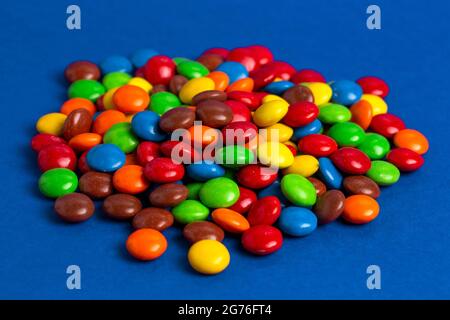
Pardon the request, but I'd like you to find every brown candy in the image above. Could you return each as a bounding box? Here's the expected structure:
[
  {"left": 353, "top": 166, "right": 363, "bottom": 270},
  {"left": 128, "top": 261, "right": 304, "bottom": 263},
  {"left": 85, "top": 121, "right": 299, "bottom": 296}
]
[
  {"left": 196, "top": 54, "right": 224, "bottom": 71},
  {"left": 64, "top": 60, "right": 101, "bottom": 83},
  {"left": 149, "top": 183, "right": 188, "bottom": 207},
  {"left": 79, "top": 172, "right": 113, "bottom": 198},
  {"left": 196, "top": 100, "right": 233, "bottom": 128},
  {"left": 343, "top": 176, "right": 380, "bottom": 199},
  {"left": 102, "top": 194, "right": 142, "bottom": 220},
  {"left": 62, "top": 108, "right": 93, "bottom": 140},
  {"left": 183, "top": 221, "right": 225, "bottom": 244},
  {"left": 151, "top": 84, "right": 168, "bottom": 94},
  {"left": 169, "top": 75, "right": 188, "bottom": 95},
  {"left": 313, "top": 190, "right": 345, "bottom": 224},
  {"left": 308, "top": 177, "right": 327, "bottom": 196},
  {"left": 192, "top": 90, "right": 227, "bottom": 105},
  {"left": 282, "top": 85, "right": 314, "bottom": 104},
  {"left": 132, "top": 208, "right": 174, "bottom": 231},
  {"left": 159, "top": 107, "right": 196, "bottom": 133},
  {"left": 54, "top": 193, "right": 95, "bottom": 223}
]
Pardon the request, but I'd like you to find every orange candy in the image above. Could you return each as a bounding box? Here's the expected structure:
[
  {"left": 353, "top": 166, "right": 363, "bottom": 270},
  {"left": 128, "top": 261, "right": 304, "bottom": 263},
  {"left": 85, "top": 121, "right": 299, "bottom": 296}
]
[
  {"left": 126, "top": 228, "right": 168, "bottom": 261},
  {"left": 92, "top": 109, "right": 127, "bottom": 135},
  {"left": 112, "top": 85, "right": 150, "bottom": 114},
  {"left": 60, "top": 98, "right": 96, "bottom": 116},
  {"left": 68, "top": 133, "right": 102, "bottom": 152},
  {"left": 350, "top": 100, "right": 373, "bottom": 130},
  {"left": 393, "top": 129, "right": 429, "bottom": 155},
  {"left": 207, "top": 71, "right": 229, "bottom": 91},
  {"left": 342, "top": 195, "right": 380, "bottom": 224},
  {"left": 212, "top": 208, "right": 250, "bottom": 233},
  {"left": 226, "top": 77, "right": 254, "bottom": 93},
  {"left": 185, "top": 125, "right": 220, "bottom": 147},
  {"left": 113, "top": 165, "right": 149, "bottom": 194}
]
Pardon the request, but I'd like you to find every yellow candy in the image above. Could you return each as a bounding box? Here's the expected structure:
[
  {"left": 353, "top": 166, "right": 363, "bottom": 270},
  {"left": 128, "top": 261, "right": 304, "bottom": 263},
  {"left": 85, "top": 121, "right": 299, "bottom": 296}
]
[
  {"left": 257, "top": 141, "right": 294, "bottom": 169},
  {"left": 36, "top": 113, "right": 67, "bottom": 136},
  {"left": 179, "top": 77, "right": 215, "bottom": 104},
  {"left": 265, "top": 123, "right": 293, "bottom": 142},
  {"left": 360, "top": 94, "right": 388, "bottom": 116},
  {"left": 283, "top": 155, "right": 319, "bottom": 177},
  {"left": 262, "top": 94, "right": 287, "bottom": 103},
  {"left": 128, "top": 77, "right": 152, "bottom": 93},
  {"left": 252, "top": 100, "right": 289, "bottom": 127},
  {"left": 303, "top": 82, "right": 332, "bottom": 106},
  {"left": 188, "top": 240, "right": 230, "bottom": 275},
  {"left": 103, "top": 87, "right": 119, "bottom": 110}
]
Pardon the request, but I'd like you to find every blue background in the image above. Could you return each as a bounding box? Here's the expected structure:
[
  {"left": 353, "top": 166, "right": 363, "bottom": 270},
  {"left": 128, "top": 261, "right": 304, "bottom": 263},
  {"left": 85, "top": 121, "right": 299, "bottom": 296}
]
[{"left": 0, "top": 0, "right": 449, "bottom": 299}]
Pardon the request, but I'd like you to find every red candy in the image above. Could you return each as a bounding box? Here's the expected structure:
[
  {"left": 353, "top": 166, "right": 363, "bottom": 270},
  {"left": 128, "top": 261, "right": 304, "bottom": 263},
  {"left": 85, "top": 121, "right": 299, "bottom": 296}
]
[
  {"left": 160, "top": 141, "right": 201, "bottom": 163},
  {"left": 247, "top": 45, "right": 274, "bottom": 66},
  {"left": 224, "top": 100, "right": 252, "bottom": 122},
  {"left": 241, "top": 225, "right": 283, "bottom": 255},
  {"left": 78, "top": 151, "right": 90, "bottom": 173},
  {"left": 227, "top": 91, "right": 262, "bottom": 111},
  {"left": 38, "top": 144, "right": 77, "bottom": 172},
  {"left": 144, "top": 55, "right": 176, "bottom": 86},
  {"left": 268, "top": 61, "right": 296, "bottom": 80},
  {"left": 386, "top": 148, "right": 424, "bottom": 172},
  {"left": 250, "top": 65, "right": 277, "bottom": 90},
  {"left": 228, "top": 187, "right": 257, "bottom": 214},
  {"left": 356, "top": 76, "right": 390, "bottom": 98},
  {"left": 291, "top": 69, "right": 326, "bottom": 84},
  {"left": 285, "top": 143, "right": 297, "bottom": 156},
  {"left": 247, "top": 196, "right": 281, "bottom": 226},
  {"left": 330, "top": 147, "right": 372, "bottom": 174},
  {"left": 236, "top": 164, "right": 278, "bottom": 189},
  {"left": 226, "top": 47, "right": 259, "bottom": 72},
  {"left": 298, "top": 134, "right": 338, "bottom": 157},
  {"left": 31, "top": 133, "right": 66, "bottom": 152},
  {"left": 136, "top": 141, "right": 160, "bottom": 165},
  {"left": 282, "top": 101, "right": 319, "bottom": 127},
  {"left": 202, "top": 48, "right": 229, "bottom": 59},
  {"left": 144, "top": 158, "right": 185, "bottom": 183},
  {"left": 370, "top": 113, "right": 406, "bottom": 138},
  {"left": 222, "top": 121, "right": 258, "bottom": 145}
]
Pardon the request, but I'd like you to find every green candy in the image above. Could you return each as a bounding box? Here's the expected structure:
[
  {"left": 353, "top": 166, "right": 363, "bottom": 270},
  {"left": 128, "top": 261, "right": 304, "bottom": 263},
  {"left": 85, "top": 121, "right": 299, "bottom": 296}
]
[
  {"left": 173, "top": 57, "right": 190, "bottom": 65},
  {"left": 199, "top": 177, "right": 240, "bottom": 208},
  {"left": 68, "top": 79, "right": 105, "bottom": 102},
  {"left": 215, "top": 145, "right": 254, "bottom": 168},
  {"left": 39, "top": 168, "right": 78, "bottom": 198},
  {"left": 358, "top": 133, "right": 391, "bottom": 160},
  {"left": 177, "top": 60, "right": 209, "bottom": 79},
  {"left": 328, "top": 122, "right": 366, "bottom": 147},
  {"left": 366, "top": 160, "right": 400, "bottom": 186},
  {"left": 103, "top": 122, "right": 139, "bottom": 153},
  {"left": 150, "top": 92, "right": 182, "bottom": 115},
  {"left": 102, "top": 72, "right": 131, "bottom": 90},
  {"left": 318, "top": 103, "right": 352, "bottom": 124},
  {"left": 172, "top": 200, "right": 209, "bottom": 224},
  {"left": 281, "top": 174, "right": 317, "bottom": 207},
  {"left": 186, "top": 182, "right": 204, "bottom": 200}
]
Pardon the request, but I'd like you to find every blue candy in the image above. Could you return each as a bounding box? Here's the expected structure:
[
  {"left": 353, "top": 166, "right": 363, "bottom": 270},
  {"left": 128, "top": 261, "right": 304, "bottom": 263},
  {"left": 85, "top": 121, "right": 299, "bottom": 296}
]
[
  {"left": 131, "top": 111, "right": 167, "bottom": 142},
  {"left": 216, "top": 62, "right": 248, "bottom": 84},
  {"left": 318, "top": 157, "right": 343, "bottom": 189},
  {"left": 293, "top": 119, "right": 323, "bottom": 140},
  {"left": 187, "top": 162, "right": 225, "bottom": 181},
  {"left": 100, "top": 55, "right": 133, "bottom": 74},
  {"left": 258, "top": 180, "right": 289, "bottom": 207},
  {"left": 130, "top": 49, "right": 158, "bottom": 68},
  {"left": 86, "top": 144, "right": 125, "bottom": 172},
  {"left": 330, "top": 80, "right": 363, "bottom": 105},
  {"left": 263, "top": 81, "right": 294, "bottom": 95},
  {"left": 278, "top": 206, "right": 317, "bottom": 237}
]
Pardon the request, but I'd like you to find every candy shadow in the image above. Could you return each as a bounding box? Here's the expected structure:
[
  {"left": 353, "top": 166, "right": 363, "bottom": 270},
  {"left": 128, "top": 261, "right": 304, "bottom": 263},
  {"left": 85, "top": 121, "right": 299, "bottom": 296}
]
[{"left": 53, "top": 71, "right": 69, "bottom": 101}]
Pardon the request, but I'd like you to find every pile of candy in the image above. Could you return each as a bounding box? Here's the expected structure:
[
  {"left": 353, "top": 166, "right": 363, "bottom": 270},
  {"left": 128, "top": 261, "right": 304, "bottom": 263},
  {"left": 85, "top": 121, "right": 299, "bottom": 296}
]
[{"left": 32, "top": 46, "right": 429, "bottom": 275}]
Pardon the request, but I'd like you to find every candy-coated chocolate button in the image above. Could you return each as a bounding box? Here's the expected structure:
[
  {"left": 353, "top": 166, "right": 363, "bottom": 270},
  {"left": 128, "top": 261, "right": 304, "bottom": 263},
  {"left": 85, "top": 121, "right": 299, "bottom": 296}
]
[
  {"left": 241, "top": 225, "right": 283, "bottom": 255},
  {"left": 179, "top": 77, "right": 216, "bottom": 104},
  {"left": 172, "top": 200, "right": 209, "bottom": 224},
  {"left": 342, "top": 195, "right": 380, "bottom": 224},
  {"left": 113, "top": 165, "right": 149, "bottom": 194},
  {"left": 283, "top": 155, "right": 319, "bottom": 177},
  {"left": 247, "top": 196, "right": 281, "bottom": 226},
  {"left": 313, "top": 190, "right": 345, "bottom": 224},
  {"left": 342, "top": 175, "right": 380, "bottom": 199},
  {"left": 132, "top": 208, "right": 174, "bottom": 231},
  {"left": 212, "top": 208, "right": 250, "bottom": 233},
  {"left": 330, "top": 147, "right": 372, "bottom": 174},
  {"left": 86, "top": 143, "right": 126, "bottom": 172},
  {"left": 199, "top": 177, "right": 240, "bottom": 208},
  {"left": 280, "top": 174, "right": 317, "bottom": 207},
  {"left": 188, "top": 240, "right": 230, "bottom": 275},
  {"left": 386, "top": 148, "right": 424, "bottom": 172},
  {"left": 278, "top": 207, "right": 317, "bottom": 236},
  {"left": 236, "top": 164, "right": 278, "bottom": 189},
  {"left": 360, "top": 94, "right": 388, "bottom": 116},
  {"left": 183, "top": 221, "right": 225, "bottom": 244},
  {"left": 126, "top": 228, "right": 168, "bottom": 261},
  {"left": 103, "top": 194, "right": 142, "bottom": 220},
  {"left": 36, "top": 113, "right": 67, "bottom": 136},
  {"left": 38, "top": 168, "right": 78, "bottom": 198},
  {"left": 257, "top": 141, "right": 294, "bottom": 169},
  {"left": 54, "top": 193, "right": 95, "bottom": 223},
  {"left": 366, "top": 160, "right": 400, "bottom": 186},
  {"left": 393, "top": 129, "right": 429, "bottom": 155},
  {"left": 79, "top": 171, "right": 113, "bottom": 198},
  {"left": 303, "top": 82, "right": 332, "bottom": 106}
]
